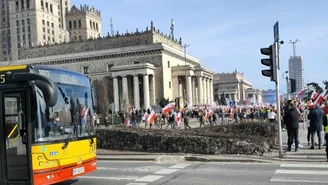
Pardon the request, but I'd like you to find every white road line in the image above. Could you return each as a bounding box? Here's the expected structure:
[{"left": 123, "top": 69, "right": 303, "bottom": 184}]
[
  {"left": 271, "top": 177, "right": 328, "bottom": 183},
  {"left": 275, "top": 169, "right": 328, "bottom": 175},
  {"left": 78, "top": 176, "right": 138, "bottom": 180},
  {"left": 169, "top": 164, "right": 191, "bottom": 169},
  {"left": 154, "top": 169, "right": 179, "bottom": 175},
  {"left": 135, "top": 175, "right": 163, "bottom": 182},
  {"left": 126, "top": 183, "right": 148, "bottom": 185},
  {"left": 281, "top": 163, "right": 328, "bottom": 168}
]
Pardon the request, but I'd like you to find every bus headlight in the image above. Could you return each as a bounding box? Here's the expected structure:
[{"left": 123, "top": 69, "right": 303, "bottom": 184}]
[
  {"left": 39, "top": 162, "right": 43, "bottom": 166},
  {"left": 37, "top": 155, "right": 42, "bottom": 160}
]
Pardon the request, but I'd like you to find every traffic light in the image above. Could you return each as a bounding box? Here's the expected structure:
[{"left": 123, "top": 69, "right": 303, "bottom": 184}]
[
  {"left": 290, "top": 79, "right": 296, "bottom": 93},
  {"left": 260, "top": 45, "right": 277, "bottom": 82}
]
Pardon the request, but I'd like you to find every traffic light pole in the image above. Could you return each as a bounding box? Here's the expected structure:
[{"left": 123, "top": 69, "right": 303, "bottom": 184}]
[{"left": 274, "top": 42, "right": 283, "bottom": 158}]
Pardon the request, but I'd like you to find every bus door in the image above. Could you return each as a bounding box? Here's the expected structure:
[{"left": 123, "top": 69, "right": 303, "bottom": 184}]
[{"left": 0, "top": 89, "right": 33, "bottom": 185}]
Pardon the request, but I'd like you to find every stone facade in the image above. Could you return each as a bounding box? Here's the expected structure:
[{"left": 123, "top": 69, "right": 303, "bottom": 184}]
[
  {"left": 8, "top": 0, "right": 71, "bottom": 61},
  {"left": 9, "top": 22, "right": 214, "bottom": 112},
  {"left": 96, "top": 122, "right": 278, "bottom": 155},
  {"left": 213, "top": 69, "right": 262, "bottom": 105},
  {"left": 66, "top": 4, "right": 102, "bottom": 41}
]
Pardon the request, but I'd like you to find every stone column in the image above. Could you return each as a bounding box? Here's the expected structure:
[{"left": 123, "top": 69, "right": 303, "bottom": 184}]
[
  {"left": 192, "top": 77, "right": 196, "bottom": 105},
  {"left": 113, "top": 77, "right": 119, "bottom": 112},
  {"left": 209, "top": 79, "right": 213, "bottom": 104},
  {"left": 143, "top": 74, "right": 150, "bottom": 110},
  {"left": 133, "top": 75, "right": 140, "bottom": 109},
  {"left": 205, "top": 78, "right": 209, "bottom": 104},
  {"left": 197, "top": 77, "right": 203, "bottom": 105},
  {"left": 186, "top": 76, "right": 192, "bottom": 106},
  {"left": 122, "top": 76, "right": 129, "bottom": 106}
]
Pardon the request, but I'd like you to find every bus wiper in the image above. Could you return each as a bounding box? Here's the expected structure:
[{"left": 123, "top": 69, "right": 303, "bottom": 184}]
[{"left": 62, "top": 134, "right": 72, "bottom": 149}]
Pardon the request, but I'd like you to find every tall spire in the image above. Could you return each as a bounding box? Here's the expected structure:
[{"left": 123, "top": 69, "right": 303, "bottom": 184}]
[
  {"left": 170, "top": 19, "right": 174, "bottom": 40},
  {"left": 289, "top": 39, "right": 300, "bottom": 56}
]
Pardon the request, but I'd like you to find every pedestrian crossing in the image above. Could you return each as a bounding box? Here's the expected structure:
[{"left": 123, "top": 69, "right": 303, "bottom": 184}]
[{"left": 271, "top": 163, "right": 328, "bottom": 184}]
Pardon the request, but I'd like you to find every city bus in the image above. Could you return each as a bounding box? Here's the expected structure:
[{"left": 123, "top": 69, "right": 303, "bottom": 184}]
[{"left": 0, "top": 65, "right": 97, "bottom": 185}]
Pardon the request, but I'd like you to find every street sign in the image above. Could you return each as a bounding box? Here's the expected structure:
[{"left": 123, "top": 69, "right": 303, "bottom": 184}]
[
  {"left": 110, "top": 102, "right": 115, "bottom": 110},
  {"left": 273, "top": 21, "right": 279, "bottom": 43}
]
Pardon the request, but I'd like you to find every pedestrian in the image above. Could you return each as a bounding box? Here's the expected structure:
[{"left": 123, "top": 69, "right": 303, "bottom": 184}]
[
  {"left": 268, "top": 109, "right": 276, "bottom": 123},
  {"left": 184, "top": 113, "right": 191, "bottom": 129},
  {"left": 303, "top": 106, "right": 311, "bottom": 145},
  {"left": 322, "top": 107, "right": 328, "bottom": 161},
  {"left": 284, "top": 102, "right": 300, "bottom": 152},
  {"left": 308, "top": 103, "right": 325, "bottom": 149}
]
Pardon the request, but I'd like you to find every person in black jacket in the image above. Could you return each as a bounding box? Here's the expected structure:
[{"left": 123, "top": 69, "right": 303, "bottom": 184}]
[
  {"left": 308, "top": 104, "right": 325, "bottom": 149},
  {"left": 285, "top": 102, "right": 300, "bottom": 152},
  {"left": 322, "top": 111, "right": 328, "bottom": 161}
]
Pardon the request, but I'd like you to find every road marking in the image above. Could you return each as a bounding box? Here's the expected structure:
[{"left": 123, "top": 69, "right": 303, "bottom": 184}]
[
  {"left": 271, "top": 177, "right": 327, "bottom": 183},
  {"left": 135, "top": 175, "right": 163, "bottom": 182},
  {"left": 281, "top": 163, "right": 328, "bottom": 168},
  {"left": 169, "top": 163, "right": 191, "bottom": 169},
  {"left": 126, "top": 183, "right": 148, "bottom": 185},
  {"left": 275, "top": 169, "right": 328, "bottom": 175},
  {"left": 154, "top": 168, "right": 179, "bottom": 175},
  {"left": 78, "top": 176, "right": 138, "bottom": 180}
]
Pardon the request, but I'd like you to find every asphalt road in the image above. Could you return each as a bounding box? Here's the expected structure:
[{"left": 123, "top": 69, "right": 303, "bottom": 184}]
[{"left": 56, "top": 161, "right": 328, "bottom": 185}]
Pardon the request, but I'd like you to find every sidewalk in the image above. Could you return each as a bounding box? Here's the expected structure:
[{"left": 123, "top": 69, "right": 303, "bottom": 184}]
[{"left": 96, "top": 122, "right": 328, "bottom": 163}]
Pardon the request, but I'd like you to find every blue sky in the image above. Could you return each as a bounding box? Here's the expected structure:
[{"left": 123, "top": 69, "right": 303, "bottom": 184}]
[{"left": 72, "top": 0, "right": 328, "bottom": 92}]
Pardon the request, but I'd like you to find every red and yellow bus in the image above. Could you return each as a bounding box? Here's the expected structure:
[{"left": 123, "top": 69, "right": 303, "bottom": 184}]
[{"left": 1, "top": 65, "right": 97, "bottom": 185}]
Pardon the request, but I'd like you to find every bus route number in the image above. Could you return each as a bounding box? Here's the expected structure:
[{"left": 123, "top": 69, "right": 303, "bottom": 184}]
[{"left": 0, "top": 74, "right": 5, "bottom": 84}]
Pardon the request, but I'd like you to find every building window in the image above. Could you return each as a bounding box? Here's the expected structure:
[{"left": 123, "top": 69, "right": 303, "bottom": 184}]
[
  {"left": 52, "top": 37, "right": 54, "bottom": 42},
  {"left": 47, "top": 21, "right": 49, "bottom": 26},
  {"left": 21, "top": 0, "right": 24, "bottom": 10},
  {"left": 52, "top": 30, "right": 54, "bottom": 35},
  {"left": 169, "top": 81, "right": 171, "bottom": 89},
  {"left": 96, "top": 23, "right": 98, "bottom": 31},
  {"left": 50, "top": 4, "right": 53, "bottom": 13},
  {"left": 41, "top": 0, "right": 44, "bottom": 9},
  {"left": 42, "top": 27, "right": 45, "bottom": 32},
  {"left": 43, "top": 35, "right": 45, "bottom": 39},
  {"left": 17, "top": 35, "right": 20, "bottom": 41},
  {"left": 45, "top": 2, "right": 48, "bottom": 12},
  {"left": 51, "top": 22, "right": 54, "bottom": 28},
  {"left": 22, "top": 27, "right": 25, "bottom": 32},
  {"left": 90, "top": 21, "right": 92, "bottom": 28},
  {"left": 47, "top": 28, "right": 49, "bottom": 34},
  {"left": 83, "top": 67, "right": 89, "bottom": 74},
  {"left": 26, "top": 0, "right": 30, "bottom": 9},
  {"left": 28, "top": 34, "right": 31, "bottom": 40},
  {"left": 73, "top": 21, "right": 76, "bottom": 28},
  {"left": 42, "top": 19, "right": 45, "bottom": 25},
  {"left": 133, "top": 62, "right": 140, "bottom": 64},
  {"left": 16, "top": 20, "right": 19, "bottom": 27},
  {"left": 78, "top": 20, "right": 81, "bottom": 28},
  {"left": 74, "top": 36, "right": 77, "bottom": 40},
  {"left": 107, "top": 64, "right": 113, "bottom": 71},
  {"left": 16, "top": 28, "right": 20, "bottom": 33},
  {"left": 69, "top": 21, "right": 72, "bottom": 29},
  {"left": 79, "top": 35, "right": 82, "bottom": 40},
  {"left": 15, "top": 1, "right": 19, "bottom": 12},
  {"left": 168, "top": 61, "right": 170, "bottom": 68},
  {"left": 27, "top": 18, "right": 30, "bottom": 25},
  {"left": 22, "top": 19, "right": 24, "bottom": 25}
]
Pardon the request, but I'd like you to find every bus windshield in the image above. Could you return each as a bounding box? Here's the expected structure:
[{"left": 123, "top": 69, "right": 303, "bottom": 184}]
[{"left": 34, "top": 84, "right": 95, "bottom": 143}]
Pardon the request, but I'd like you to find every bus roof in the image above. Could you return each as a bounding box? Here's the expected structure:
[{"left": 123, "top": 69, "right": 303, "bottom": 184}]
[{"left": 0, "top": 65, "right": 90, "bottom": 87}]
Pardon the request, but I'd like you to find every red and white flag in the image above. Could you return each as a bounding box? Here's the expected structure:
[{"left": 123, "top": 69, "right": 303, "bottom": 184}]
[
  {"left": 124, "top": 119, "right": 130, "bottom": 127},
  {"left": 142, "top": 113, "right": 149, "bottom": 122},
  {"left": 242, "top": 99, "right": 247, "bottom": 105},
  {"left": 311, "top": 91, "right": 319, "bottom": 100},
  {"left": 162, "top": 102, "right": 175, "bottom": 114},
  {"left": 298, "top": 89, "right": 305, "bottom": 96},
  {"left": 314, "top": 90, "right": 327, "bottom": 105},
  {"left": 147, "top": 111, "right": 157, "bottom": 124}
]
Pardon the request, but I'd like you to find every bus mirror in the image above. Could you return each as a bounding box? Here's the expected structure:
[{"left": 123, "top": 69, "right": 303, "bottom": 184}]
[{"left": 12, "top": 72, "right": 58, "bottom": 107}]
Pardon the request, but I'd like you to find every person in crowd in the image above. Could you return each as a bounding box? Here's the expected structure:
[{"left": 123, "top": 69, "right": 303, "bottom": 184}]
[
  {"left": 308, "top": 103, "right": 325, "bottom": 149},
  {"left": 284, "top": 102, "right": 300, "bottom": 152}
]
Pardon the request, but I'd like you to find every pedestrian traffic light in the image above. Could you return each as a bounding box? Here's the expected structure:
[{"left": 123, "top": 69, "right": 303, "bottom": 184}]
[
  {"left": 260, "top": 45, "right": 277, "bottom": 82},
  {"left": 290, "top": 79, "right": 296, "bottom": 93}
]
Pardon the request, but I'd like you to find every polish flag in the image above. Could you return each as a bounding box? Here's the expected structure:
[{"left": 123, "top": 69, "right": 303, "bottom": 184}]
[
  {"left": 208, "top": 109, "right": 214, "bottom": 116},
  {"left": 124, "top": 119, "right": 130, "bottom": 127},
  {"left": 204, "top": 111, "right": 210, "bottom": 121},
  {"left": 162, "top": 102, "right": 175, "bottom": 114},
  {"left": 147, "top": 111, "right": 157, "bottom": 124},
  {"left": 175, "top": 112, "right": 182, "bottom": 127},
  {"left": 142, "top": 113, "right": 149, "bottom": 122},
  {"left": 242, "top": 99, "right": 247, "bottom": 105},
  {"left": 298, "top": 89, "right": 305, "bottom": 96},
  {"left": 314, "top": 90, "right": 327, "bottom": 105},
  {"left": 311, "top": 91, "right": 319, "bottom": 100},
  {"left": 324, "top": 94, "right": 328, "bottom": 101}
]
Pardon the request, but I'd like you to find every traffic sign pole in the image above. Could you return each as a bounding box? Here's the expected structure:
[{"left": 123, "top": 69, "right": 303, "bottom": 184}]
[{"left": 274, "top": 42, "right": 282, "bottom": 158}]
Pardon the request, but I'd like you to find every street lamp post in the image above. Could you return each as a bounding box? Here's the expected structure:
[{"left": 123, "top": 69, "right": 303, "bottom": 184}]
[
  {"left": 183, "top": 44, "right": 190, "bottom": 104},
  {"left": 282, "top": 71, "right": 289, "bottom": 100}
]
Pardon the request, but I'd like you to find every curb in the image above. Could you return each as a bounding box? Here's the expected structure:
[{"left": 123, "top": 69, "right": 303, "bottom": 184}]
[
  {"left": 184, "top": 156, "right": 279, "bottom": 163},
  {"left": 97, "top": 157, "right": 157, "bottom": 161}
]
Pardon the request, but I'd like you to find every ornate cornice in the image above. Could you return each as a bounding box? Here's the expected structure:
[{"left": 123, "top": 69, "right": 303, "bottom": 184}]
[
  {"left": 30, "top": 49, "right": 163, "bottom": 66},
  {"left": 162, "top": 49, "right": 199, "bottom": 66}
]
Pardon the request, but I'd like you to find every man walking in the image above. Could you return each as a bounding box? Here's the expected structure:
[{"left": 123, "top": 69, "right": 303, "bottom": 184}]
[
  {"left": 285, "top": 102, "right": 300, "bottom": 152},
  {"left": 308, "top": 103, "right": 325, "bottom": 149}
]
